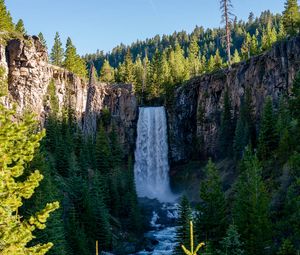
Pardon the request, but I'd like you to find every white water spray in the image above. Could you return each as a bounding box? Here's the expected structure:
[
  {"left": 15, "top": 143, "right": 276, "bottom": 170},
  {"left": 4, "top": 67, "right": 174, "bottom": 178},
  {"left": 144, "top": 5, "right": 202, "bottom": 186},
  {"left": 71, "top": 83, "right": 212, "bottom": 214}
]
[{"left": 134, "top": 107, "right": 174, "bottom": 202}]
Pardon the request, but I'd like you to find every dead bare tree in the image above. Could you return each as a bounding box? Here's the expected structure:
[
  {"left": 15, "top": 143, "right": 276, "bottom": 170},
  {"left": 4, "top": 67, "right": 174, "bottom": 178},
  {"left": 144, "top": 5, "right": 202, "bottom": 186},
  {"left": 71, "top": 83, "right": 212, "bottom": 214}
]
[{"left": 220, "top": 0, "right": 234, "bottom": 67}]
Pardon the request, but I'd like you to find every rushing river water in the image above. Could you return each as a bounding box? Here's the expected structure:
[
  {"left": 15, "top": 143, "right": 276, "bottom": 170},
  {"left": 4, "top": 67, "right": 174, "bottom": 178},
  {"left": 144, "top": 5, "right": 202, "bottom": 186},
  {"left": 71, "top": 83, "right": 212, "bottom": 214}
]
[{"left": 134, "top": 203, "right": 179, "bottom": 255}]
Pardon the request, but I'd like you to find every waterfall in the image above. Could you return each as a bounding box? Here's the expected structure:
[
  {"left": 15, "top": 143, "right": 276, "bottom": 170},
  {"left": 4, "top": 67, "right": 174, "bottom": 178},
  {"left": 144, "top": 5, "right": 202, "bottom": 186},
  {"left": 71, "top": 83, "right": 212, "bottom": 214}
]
[{"left": 134, "top": 107, "right": 174, "bottom": 202}]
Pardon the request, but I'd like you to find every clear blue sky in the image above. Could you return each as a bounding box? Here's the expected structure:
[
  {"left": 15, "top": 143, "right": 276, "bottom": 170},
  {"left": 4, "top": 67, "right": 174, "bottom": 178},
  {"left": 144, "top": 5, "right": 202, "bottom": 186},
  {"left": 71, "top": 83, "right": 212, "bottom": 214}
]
[{"left": 6, "top": 0, "right": 285, "bottom": 55}]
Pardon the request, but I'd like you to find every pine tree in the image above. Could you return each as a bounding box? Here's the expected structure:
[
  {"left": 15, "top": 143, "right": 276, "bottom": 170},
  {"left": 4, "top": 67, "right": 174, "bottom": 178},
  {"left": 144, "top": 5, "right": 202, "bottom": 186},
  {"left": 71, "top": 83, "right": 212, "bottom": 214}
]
[
  {"left": 241, "top": 33, "right": 251, "bottom": 60},
  {"left": 15, "top": 19, "right": 26, "bottom": 35},
  {"left": 261, "top": 23, "right": 277, "bottom": 51},
  {"left": 0, "top": 103, "right": 59, "bottom": 255},
  {"left": 83, "top": 171, "right": 112, "bottom": 252},
  {"left": 64, "top": 37, "right": 87, "bottom": 77},
  {"left": 257, "top": 96, "right": 278, "bottom": 161},
  {"left": 207, "top": 55, "right": 216, "bottom": 72},
  {"left": 214, "top": 49, "right": 224, "bottom": 69},
  {"left": 233, "top": 148, "right": 271, "bottom": 255},
  {"left": 38, "top": 32, "right": 48, "bottom": 50},
  {"left": 219, "top": 224, "right": 244, "bottom": 255},
  {"left": 196, "top": 159, "right": 227, "bottom": 248},
  {"left": 232, "top": 49, "right": 241, "bottom": 63},
  {"left": 123, "top": 49, "right": 136, "bottom": 85},
  {"left": 0, "top": 0, "right": 14, "bottom": 32},
  {"left": 277, "top": 239, "right": 296, "bottom": 255},
  {"left": 174, "top": 196, "right": 192, "bottom": 255},
  {"left": 282, "top": 0, "right": 300, "bottom": 36},
  {"left": 95, "top": 123, "right": 112, "bottom": 174},
  {"left": 233, "top": 88, "right": 255, "bottom": 159},
  {"left": 109, "top": 124, "right": 123, "bottom": 168},
  {"left": 219, "top": 89, "right": 235, "bottom": 157},
  {"left": 100, "top": 60, "right": 115, "bottom": 83},
  {"left": 220, "top": 0, "right": 233, "bottom": 65},
  {"left": 188, "top": 35, "right": 201, "bottom": 77},
  {"left": 169, "top": 42, "right": 189, "bottom": 84},
  {"left": 278, "top": 20, "right": 287, "bottom": 40},
  {"left": 250, "top": 34, "right": 259, "bottom": 55},
  {"left": 50, "top": 32, "right": 64, "bottom": 67}
]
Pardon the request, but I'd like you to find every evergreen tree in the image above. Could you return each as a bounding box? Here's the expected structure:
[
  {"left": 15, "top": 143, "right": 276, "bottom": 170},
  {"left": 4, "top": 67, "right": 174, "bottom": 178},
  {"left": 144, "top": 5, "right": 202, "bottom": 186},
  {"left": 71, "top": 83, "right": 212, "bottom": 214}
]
[
  {"left": 188, "top": 35, "right": 201, "bottom": 77},
  {"left": 38, "top": 32, "right": 48, "bottom": 50},
  {"left": 233, "top": 88, "right": 255, "bottom": 159},
  {"left": 0, "top": 0, "right": 14, "bottom": 32},
  {"left": 219, "top": 89, "right": 234, "bottom": 157},
  {"left": 169, "top": 42, "right": 189, "bottom": 84},
  {"left": 207, "top": 55, "right": 216, "bottom": 72},
  {"left": 123, "top": 49, "right": 136, "bottom": 85},
  {"left": 100, "top": 59, "right": 115, "bottom": 83},
  {"left": 64, "top": 37, "right": 87, "bottom": 77},
  {"left": 278, "top": 20, "right": 287, "bottom": 40},
  {"left": 0, "top": 103, "right": 59, "bottom": 255},
  {"left": 15, "top": 19, "right": 26, "bottom": 35},
  {"left": 241, "top": 33, "right": 251, "bottom": 60},
  {"left": 174, "top": 196, "right": 192, "bottom": 255},
  {"left": 95, "top": 123, "right": 112, "bottom": 174},
  {"left": 282, "top": 0, "right": 300, "bottom": 36},
  {"left": 83, "top": 171, "right": 112, "bottom": 251},
  {"left": 233, "top": 148, "right": 271, "bottom": 255},
  {"left": 214, "top": 49, "right": 224, "bottom": 69},
  {"left": 196, "top": 159, "right": 227, "bottom": 248},
  {"left": 232, "top": 49, "right": 241, "bottom": 63},
  {"left": 219, "top": 224, "right": 244, "bottom": 255},
  {"left": 50, "top": 32, "right": 64, "bottom": 67},
  {"left": 109, "top": 124, "right": 123, "bottom": 168},
  {"left": 257, "top": 96, "right": 278, "bottom": 161},
  {"left": 277, "top": 239, "right": 296, "bottom": 255},
  {"left": 261, "top": 24, "right": 277, "bottom": 51}
]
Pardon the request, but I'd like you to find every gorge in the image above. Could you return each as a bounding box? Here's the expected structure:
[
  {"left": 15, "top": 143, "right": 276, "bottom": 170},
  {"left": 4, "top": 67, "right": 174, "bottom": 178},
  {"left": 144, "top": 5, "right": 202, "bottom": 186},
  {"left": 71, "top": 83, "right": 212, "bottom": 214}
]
[
  {"left": 1, "top": 36, "right": 300, "bottom": 162},
  {"left": 1, "top": 32, "right": 300, "bottom": 255}
]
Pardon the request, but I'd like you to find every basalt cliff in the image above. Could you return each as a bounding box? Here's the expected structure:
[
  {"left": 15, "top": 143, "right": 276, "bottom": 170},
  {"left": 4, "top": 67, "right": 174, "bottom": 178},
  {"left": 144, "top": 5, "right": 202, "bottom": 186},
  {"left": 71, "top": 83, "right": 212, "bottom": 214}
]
[
  {"left": 168, "top": 37, "right": 300, "bottom": 163},
  {"left": 0, "top": 36, "right": 137, "bottom": 154},
  {"left": 1, "top": 36, "right": 300, "bottom": 162}
]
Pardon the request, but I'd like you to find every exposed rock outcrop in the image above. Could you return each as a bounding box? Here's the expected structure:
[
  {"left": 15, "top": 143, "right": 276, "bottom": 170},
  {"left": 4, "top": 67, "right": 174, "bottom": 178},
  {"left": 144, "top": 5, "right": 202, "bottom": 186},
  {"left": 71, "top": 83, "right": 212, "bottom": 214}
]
[
  {"left": 0, "top": 36, "right": 137, "bottom": 154},
  {"left": 168, "top": 37, "right": 300, "bottom": 163}
]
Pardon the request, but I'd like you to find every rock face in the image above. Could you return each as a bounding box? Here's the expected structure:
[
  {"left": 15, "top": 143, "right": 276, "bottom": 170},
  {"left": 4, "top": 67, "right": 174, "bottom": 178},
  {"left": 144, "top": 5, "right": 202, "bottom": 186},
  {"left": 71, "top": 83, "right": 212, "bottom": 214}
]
[
  {"left": 168, "top": 37, "right": 300, "bottom": 163},
  {"left": 0, "top": 36, "right": 137, "bottom": 154}
]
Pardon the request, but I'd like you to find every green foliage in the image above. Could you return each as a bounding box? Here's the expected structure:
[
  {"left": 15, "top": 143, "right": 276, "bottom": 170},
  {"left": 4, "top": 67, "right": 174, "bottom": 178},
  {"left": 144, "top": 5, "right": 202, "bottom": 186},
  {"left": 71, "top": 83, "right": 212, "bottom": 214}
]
[
  {"left": 100, "top": 59, "right": 115, "bottom": 83},
  {"left": 0, "top": 66, "right": 8, "bottom": 96},
  {"left": 233, "top": 88, "right": 255, "bottom": 159},
  {"left": 64, "top": 37, "right": 87, "bottom": 78},
  {"left": 257, "top": 96, "right": 278, "bottom": 161},
  {"left": 38, "top": 32, "right": 47, "bottom": 49},
  {"left": 0, "top": 0, "right": 14, "bottom": 32},
  {"left": 233, "top": 148, "right": 271, "bottom": 255},
  {"left": 282, "top": 0, "right": 300, "bottom": 36},
  {"left": 50, "top": 32, "right": 64, "bottom": 67},
  {"left": 0, "top": 103, "right": 59, "bottom": 255},
  {"left": 219, "top": 224, "right": 244, "bottom": 255},
  {"left": 15, "top": 19, "right": 26, "bottom": 35},
  {"left": 96, "top": 123, "right": 112, "bottom": 173},
  {"left": 277, "top": 239, "right": 296, "bottom": 255},
  {"left": 174, "top": 196, "right": 193, "bottom": 255},
  {"left": 219, "top": 89, "right": 235, "bottom": 158},
  {"left": 196, "top": 159, "right": 227, "bottom": 248}
]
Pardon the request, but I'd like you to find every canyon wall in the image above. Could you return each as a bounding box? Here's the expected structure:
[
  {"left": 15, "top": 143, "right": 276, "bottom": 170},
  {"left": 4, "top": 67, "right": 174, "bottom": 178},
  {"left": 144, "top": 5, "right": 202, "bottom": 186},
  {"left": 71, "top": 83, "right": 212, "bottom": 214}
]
[
  {"left": 0, "top": 36, "right": 137, "bottom": 154},
  {"left": 168, "top": 37, "right": 300, "bottom": 163}
]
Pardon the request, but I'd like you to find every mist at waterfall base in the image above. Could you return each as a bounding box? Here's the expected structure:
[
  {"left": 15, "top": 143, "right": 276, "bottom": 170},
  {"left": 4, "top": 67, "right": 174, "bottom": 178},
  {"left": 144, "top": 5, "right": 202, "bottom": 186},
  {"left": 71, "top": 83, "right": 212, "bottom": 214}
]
[{"left": 134, "top": 107, "right": 176, "bottom": 203}]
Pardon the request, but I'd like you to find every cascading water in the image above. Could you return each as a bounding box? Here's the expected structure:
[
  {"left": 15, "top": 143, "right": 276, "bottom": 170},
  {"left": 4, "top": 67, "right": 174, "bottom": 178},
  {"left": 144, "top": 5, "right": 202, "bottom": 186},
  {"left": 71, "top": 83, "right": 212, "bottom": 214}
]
[
  {"left": 134, "top": 107, "right": 178, "bottom": 255},
  {"left": 134, "top": 106, "right": 174, "bottom": 202}
]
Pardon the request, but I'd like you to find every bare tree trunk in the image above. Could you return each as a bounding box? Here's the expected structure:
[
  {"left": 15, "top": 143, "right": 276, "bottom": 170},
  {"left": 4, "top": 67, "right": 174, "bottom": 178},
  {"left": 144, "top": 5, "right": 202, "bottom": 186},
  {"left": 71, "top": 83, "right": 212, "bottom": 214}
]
[{"left": 222, "top": 0, "right": 232, "bottom": 67}]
